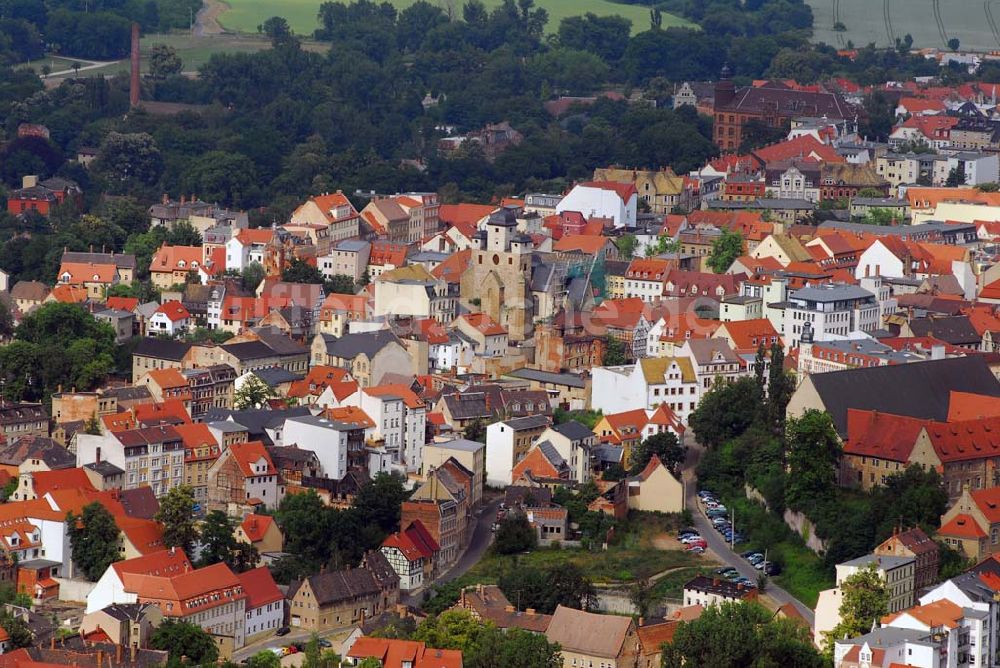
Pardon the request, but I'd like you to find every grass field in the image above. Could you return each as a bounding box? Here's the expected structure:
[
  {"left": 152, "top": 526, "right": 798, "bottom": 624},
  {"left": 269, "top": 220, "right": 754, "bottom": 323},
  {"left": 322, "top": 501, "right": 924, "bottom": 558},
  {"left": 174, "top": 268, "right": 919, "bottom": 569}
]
[
  {"left": 808, "top": 0, "right": 1000, "bottom": 51},
  {"left": 18, "top": 33, "right": 326, "bottom": 81},
  {"left": 218, "top": 0, "right": 695, "bottom": 36}
]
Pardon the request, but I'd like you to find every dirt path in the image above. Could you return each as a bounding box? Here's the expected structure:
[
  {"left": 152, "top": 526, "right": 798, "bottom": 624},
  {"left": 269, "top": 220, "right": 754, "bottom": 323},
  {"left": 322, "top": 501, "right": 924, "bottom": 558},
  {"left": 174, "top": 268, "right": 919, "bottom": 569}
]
[{"left": 195, "top": 0, "right": 228, "bottom": 36}]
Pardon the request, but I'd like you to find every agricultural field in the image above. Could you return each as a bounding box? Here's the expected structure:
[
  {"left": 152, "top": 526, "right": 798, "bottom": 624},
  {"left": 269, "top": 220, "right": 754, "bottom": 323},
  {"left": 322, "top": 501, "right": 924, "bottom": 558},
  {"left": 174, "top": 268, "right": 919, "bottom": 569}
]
[
  {"left": 809, "top": 0, "right": 1000, "bottom": 52},
  {"left": 217, "top": 0, "right": 694, "bottom": 36}
]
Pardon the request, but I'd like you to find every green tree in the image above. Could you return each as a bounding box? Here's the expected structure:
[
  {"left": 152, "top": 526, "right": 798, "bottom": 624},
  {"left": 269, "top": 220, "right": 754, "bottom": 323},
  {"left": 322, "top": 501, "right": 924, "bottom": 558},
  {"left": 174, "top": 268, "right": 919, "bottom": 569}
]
[
  {"left": 260, "top": 16, "right": 293, "bottom": 47},
  {"left": 861, "top": 207, "right": 897, "bottom": 226},
  {"left": 66, "top": 502, "right": 121, "bottom": 581},
  {"left": 149, "top": 44, "right": 182, "bottom": 78},
  {"left": 948, "top": 37, "right": 960, "bottom": 51},
  {"left": 822, "top": 563, "right": 888, "bottom": 652},
  {"left": 282, "top": 258, "right": 325, "bottom": 284},
  {"left": 150, "top": 620, "right": 219, "bottom": 665},
  {"left": 354, "top": 472, "right": 410, "bottom": 535},
  {"left": 946, "top": 164, "right": 966, "bottom": 187},
  {"left": 662, "top": 601, "right": 824, "bottom": 667},
  {"left": 467, "top": 626, "right": 562, "bottom": 668},
  {"left": 602, "top": 335, "right": 628, "bottom": 365},
  {"left": 493, "top": 513, "right": 537, "bottom": 555},
  {"left": 765, "top": 342, "right": 792, "bottom": 435},
  {"left": 463, "top": 418, "right": 486, "bottom": 443},
  {"left": 0, "top": 299, "right": 13, "bottom": 340},
  {"left": 198, "top": 510, "right": 238, "bottom": 568},
  {"left": 181, "top": 151, "right": 260, "bottom": 208},
  {"left": 235, "top": 374, "right": 278, "bottom": 409},
  {"left": 84, "top": 413, "right": 102, "bottom": 435},
  {"left": 325, "top": 273, "right": 356, "bottom": 294},
  {"left": 785, "top": 410, "right": 841, "bottom": 510},
  {"left": 0, "top": 611, "right": 32, "bottom": 648},
  {"left": 246, "top": 650, "right": 282, "bottom": 668},
  {"left": 629, "top": 431, "right": 686, "bottom": 475},
  {"left": 629, "top": 576, "right": 660, "bottom": 619},
  {"left": 689, "top": 377, "right": 763, "bottom": 449},
  {"left": 707, "top": 228, "right": 743, "bottom": 274},
  {"left": 497, "top": 563, "right": 595, "bottom": 614},
  {"left": 94, "top": 132, "right": 163, "bottom": 190},
  {"left": 155, "top": 485, "right": 198, "bottom": 554},
  {"left": 615, "top": 233, "right": 637, "bottom": 260},
  {"left": 241, "top": 262, "right": 266, "bottom": 292},
  {"left": 274, "top": 491, "right": 331, "bottom": 567}
]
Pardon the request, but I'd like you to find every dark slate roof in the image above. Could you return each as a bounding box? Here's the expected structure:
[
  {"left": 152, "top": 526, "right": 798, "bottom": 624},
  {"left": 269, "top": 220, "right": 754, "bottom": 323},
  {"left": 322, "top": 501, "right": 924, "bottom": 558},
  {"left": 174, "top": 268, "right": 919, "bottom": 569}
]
[
  {"left": 0, "top": 436, "right": 75, "bottom": 469},
  {"left": 202, "top": 407, "right": 312, "bottom": 443},
  {"left": 253, "top": 327, "right": 309, "bottom": 355},
  {"left": 552, "top": 420, "right": 595, "bottom": 442},
  {"left": 102, "top": 386, "right": 153, "bottom": 402},
  {"left": 593, "top": 443, "right": 624, "bottom": 464},
  {"left": 222, "top": 340, "right": 277, "bottom": 361},
  {"left": 133, "top": 337, "right": 192, "bottom": 361},
  {"left": 290, "top": 555, "right": 396, "bottom": 606},
  {"left": 83, "top": 460, "right": 125, "bottom": 477},
  {"left": 441, "top": 392, "right": 491, "bottom": 420},
  {"left": 806, "top": 356, "right": 1000, "bottom": 436},
  {"left": 503, "top": 486, "right": 553, "bottom": 507},
  {"left": 537, "top": 440, "right": 567, "bottom": 468},
  {"left": 254, "top": 366, "right": 303, "bottom": 387},
  {"left": 327, "top": 330, "right": 403, "bottom": 360},
  {"left": 907, "top": 316, "right": 981, "bottom": 346}
]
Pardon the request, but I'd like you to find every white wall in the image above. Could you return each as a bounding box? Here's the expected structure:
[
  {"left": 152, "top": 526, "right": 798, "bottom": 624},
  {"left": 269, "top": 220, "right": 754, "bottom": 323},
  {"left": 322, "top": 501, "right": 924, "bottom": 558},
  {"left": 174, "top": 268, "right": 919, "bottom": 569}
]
[
  {"left": 484, "top": 422, "right": 515, "bottom": 487},
  {"left": 86, "top": 571, "right": 135, "bottom": 614},
  {"left": 245, "top": 599, "right": 284, "bottom": 638},
  {"left": 282, "top": 418, "right": 348, "bottom": 480},
  {"left": 591, "top": 364, "right": 646, "bottom": 415}
]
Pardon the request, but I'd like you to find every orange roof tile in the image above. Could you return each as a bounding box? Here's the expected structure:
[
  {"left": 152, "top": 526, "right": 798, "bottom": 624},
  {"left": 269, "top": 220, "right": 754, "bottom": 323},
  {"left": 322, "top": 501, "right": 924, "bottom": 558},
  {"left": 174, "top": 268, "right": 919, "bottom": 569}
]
[
  {"left": 106, "top": 296, "right": 139, "bottom": 311},
  {"left": 431, "top": 249, "right": 471, "bottom": 284},
  {"left": 238, "top": 565, "right": 283, "bottom": 609},
  {"left": 128, "top": 562, "right": 244, "bottom": 616},
  {"left": 58, "top": 262, "right": 117, "bottom": 285},
  {"left": 144, "top": 368, "right": 188, "bottom": 389},
  {"left": 31, "top": 468, "right": 95, "bottom": 496},
  {"left": 752, "top": 134, "right": 844, "bottom": 165},
  {"left": 239, "top": 514, "right": 275, "bottom": 543},
  {"left": 439, "top": 204, "right": 495, "bottom": 227},
  {"left": 347, "top": 638, "right": 462, "bottom": 668},
  {"left": 307, "top": 193, "right": 359, "bottom": 225},
  {"left": 844, "top": 409, "right": 927, "bottom": 462},
  {"left": 49, "top": 284, "right": 88, "bottom": 303},
  {"left": 553, "top": 235, "right": 611, "bottom": 255},
  {"left": 458, "top": 313, "right": 507, "bottom": 336},
  {"left": 718, "top": 318, "right": 782, "bottom": 351},
  {"left": 947, "top": 391, "right": 1000, "bottom": 421},
  {"left": 150, "top": 245, "right": 203, "bottom": 272},
  {"left": 111, "top": 548, "right": 192, "bottom": 580},
  {"left": 364, "top": 384, "right": 424, "bottom": 409},
  {"left": 228, "top": 441, "right": 276, "bottom": 478},
  {"left": 325, "top": 406, "right": 375, "bottom": 429}
]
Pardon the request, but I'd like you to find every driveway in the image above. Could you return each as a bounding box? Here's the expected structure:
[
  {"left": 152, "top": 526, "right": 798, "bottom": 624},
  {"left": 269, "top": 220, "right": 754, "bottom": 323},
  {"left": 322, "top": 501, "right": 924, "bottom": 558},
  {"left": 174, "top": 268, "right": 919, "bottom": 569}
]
[{"left": 682, "top": 445, "right": 816, "bottom": 626}]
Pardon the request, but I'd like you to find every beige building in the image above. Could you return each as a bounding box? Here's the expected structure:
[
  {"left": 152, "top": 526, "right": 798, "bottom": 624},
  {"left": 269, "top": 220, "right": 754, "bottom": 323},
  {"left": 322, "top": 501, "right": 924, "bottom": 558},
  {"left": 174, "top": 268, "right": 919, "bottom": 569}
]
[
  {"left": 79, "top": 602, "right": 162, "bottom": 649},
  {"left": 310, "top": 331, "right": 413, "bottom": 388},
  {"left": 289, "top": 192, "right": 361, "bottom": 243},
  {"left": 234, "top": 513, "right": 284, "bottom": 560},
  {"left": 459, "top": 208, "right": 533, "bottom": 342},
  {"left": 625, "top": 455, "right": 684, "bottom": 514},
  {"left": 422, "top": 439, "right": 485, "bottom": 508},
  {"left": 593, "top": 167, "right": 686, "bottom": 214},
  {"left": 287, "top": 553, "right": 398, "bottom": 631},
  {"left": 373, "top": 264, "right": 456, "bottom": 323},
  {"left": 545, "top": 605, "right": 640, "bottom": 668}
]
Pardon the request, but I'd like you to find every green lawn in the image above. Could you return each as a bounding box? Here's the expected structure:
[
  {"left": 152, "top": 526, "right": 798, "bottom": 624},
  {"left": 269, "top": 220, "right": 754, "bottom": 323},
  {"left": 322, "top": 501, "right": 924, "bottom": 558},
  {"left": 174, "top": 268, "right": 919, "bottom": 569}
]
[
  {"left": 218, "top": 0, "right": 694, "bottom": 36},
  {"left": 19, "top": 33, "right": 327, "bottom": 80}
]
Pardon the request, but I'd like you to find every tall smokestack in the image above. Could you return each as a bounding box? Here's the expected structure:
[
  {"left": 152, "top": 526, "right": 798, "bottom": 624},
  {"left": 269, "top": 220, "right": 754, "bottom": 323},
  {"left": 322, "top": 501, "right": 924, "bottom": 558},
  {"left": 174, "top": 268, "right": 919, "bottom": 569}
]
[{"left": 130, "top": 22, "right": 140, "bottom": 107}]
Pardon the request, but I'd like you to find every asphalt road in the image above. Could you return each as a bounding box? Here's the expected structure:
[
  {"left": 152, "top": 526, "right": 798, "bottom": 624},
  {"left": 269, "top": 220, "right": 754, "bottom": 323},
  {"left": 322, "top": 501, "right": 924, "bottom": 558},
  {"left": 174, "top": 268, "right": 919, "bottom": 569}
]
[{"left": 683, "top": 458, "right": 816, "bottom": 626}]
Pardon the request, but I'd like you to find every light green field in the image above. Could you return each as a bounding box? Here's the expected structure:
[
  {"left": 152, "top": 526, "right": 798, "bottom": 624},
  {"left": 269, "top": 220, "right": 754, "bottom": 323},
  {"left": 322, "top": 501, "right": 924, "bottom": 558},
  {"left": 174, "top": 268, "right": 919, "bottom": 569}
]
[
  {"left": 808, "top": 0, "right": 1000, "bottom": 51},
  {"left": 218, "top": 0, "right": 695, "bottom": 36},
  {"left": 18, "top": 33, "right": 326, "bottom": 80}
]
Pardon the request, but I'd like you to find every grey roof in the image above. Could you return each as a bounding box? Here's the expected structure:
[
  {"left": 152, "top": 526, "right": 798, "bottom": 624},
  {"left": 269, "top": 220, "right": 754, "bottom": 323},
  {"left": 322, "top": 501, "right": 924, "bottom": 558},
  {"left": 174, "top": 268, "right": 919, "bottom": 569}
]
[
  {"left": 537, "top": 441, "right": 566, "bottom": 468},
  {"left": 552, "top": 420, "right": 595, "bottom": 441},
  {"left": 408, "top": 251, "right": 450, "bottom": 263},
  {"left": 819, "top": 220, "right": 977, "bottom": 237},
  {"left": 0, "top": 436, "right": 75, "bottom": 469},
  {"left": 326, "top": 330, "right": 403, "bottom": 360},
  {"left": 834, "top": 626, "right": 933, "bottom": 649},
  {"left": 506, "top": 367, "right": 586, "bottom": 389},
  {"left": 103, "top": 386, "right": 153, "bottom": 402},
  {"left": 253, "top": 326, "right": 310, "bottom": 355},
  {"left": 202, "top": 407, "right": 312, "bottom": 442},
  {"left": 335, "top": 239, "right": 371, "bottom": 252},
  {"left": 805, "top": 356, "right": 1000, "bottom": 436},
  {"left": 253, "top": 366, "right": 303, "bottom": 387},
  {"left": 207, "top": 420, "right": 248, "bottom": 433},
  {"left": 62, "top": 251, "right": 136, "bottom": 269},
  {"left": 83, "top": 461, "right": 125, "bottom": 477},
  {"left": 222, "top": 341, "right": 275, "bottom": 361},
  {"left": 907, "top": 316, "right": 980, "bottom": 345},
  {"left": 852, "top": 197, "right": 907, "bottom": 206},
  {"left": 502, "top": 414, "right": 551, "bottom": 430},
  {"left": 133, "top": 337, "right": 192, "bottom": 361},
  {"left": 790, "top": 284, "right": 875, "bottom": 302},
  {"left": 425, "top": 438, "right": 484, "bottom": 453},
  {"left": 285, "top": 414, "right": 366, "bottom": 432},
  {"left": 593, "top": 443, "right": 624, "bottom": 464},
  {"left": 840, "top": 553, "right": 914, "bottom": 570},
  {"left": 684, "top": 338, "right": 741, "bottom": 365}
]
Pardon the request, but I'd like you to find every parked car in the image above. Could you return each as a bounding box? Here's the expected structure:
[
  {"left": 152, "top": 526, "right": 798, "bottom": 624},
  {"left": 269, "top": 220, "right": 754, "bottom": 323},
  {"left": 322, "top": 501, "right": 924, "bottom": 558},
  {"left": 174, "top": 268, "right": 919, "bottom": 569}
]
[
  {"left": 275, "top": 627, "right": 290, "bottom": 637},
  {"left": 764, "top": 563, "right": 781, "bottom": 576},
  {"left": 680, "top": 535, "right": 703, "bottom": 544},
  {"left": 318, "top": 639, "right": 332, "bottom": 648},
  {"left": 686, "top": 545, "right": 705, "bottom": 554},
  {"left": 715, "top": 567, "right": 738, "bottom": 576}
]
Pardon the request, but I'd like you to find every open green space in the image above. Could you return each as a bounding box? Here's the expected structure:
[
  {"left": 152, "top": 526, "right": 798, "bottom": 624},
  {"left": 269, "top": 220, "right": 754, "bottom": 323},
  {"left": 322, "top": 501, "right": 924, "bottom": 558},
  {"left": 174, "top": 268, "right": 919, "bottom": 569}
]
[
  {"left": 17, "top": 33, "right": 326, "bottom": 80},
  {"left": 808, "top": 0, "right": 1000, "bottom": 52},
  {"left": 218, "top": 0, "right": 694, "bottom": 36}
]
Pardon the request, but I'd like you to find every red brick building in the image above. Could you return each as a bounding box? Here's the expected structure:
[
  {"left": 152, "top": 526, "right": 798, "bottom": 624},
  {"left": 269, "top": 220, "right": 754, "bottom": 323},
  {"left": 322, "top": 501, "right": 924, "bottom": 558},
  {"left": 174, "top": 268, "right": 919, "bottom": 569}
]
[{"left": 6, "top": 176, "right": 82, "bottom": 217}]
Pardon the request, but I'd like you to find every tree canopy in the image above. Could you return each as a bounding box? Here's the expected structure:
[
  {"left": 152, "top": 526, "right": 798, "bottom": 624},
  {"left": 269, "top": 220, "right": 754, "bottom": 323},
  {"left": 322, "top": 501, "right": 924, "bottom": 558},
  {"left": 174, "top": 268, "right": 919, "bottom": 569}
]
[{"left": 67, "top": 502, "right": 121, "bottom": 581}]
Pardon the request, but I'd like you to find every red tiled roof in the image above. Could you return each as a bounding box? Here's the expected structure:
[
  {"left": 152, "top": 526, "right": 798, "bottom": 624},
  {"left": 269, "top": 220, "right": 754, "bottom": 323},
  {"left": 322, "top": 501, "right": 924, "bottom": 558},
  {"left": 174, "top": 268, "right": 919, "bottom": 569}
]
[
  {"left": 347, "top": 638, "right": 462, "bottom": 668},
  {"left": 106, "top": 296, "right": 139, "bottom": 312},
  {"left": 948, "top": 391, "right": 1000, "bottom": 421},
  {"left": 431, "top": 249, "right": 471, "bottom": 284},
  {"left": 578, "top": 181, "right": 637, "bottom": 202},
  {"left": 240, "top": 514, "right": 275, "bottom": 543},
  {"left": 155, "top": 300, "right": 190, "bottom": 322},
  {"left": 365, "top": 384, "right": 424, "bottom": 409},
  {"left": 458, "top": 313, "right": 507, "bottom": 336},
  {"left": 228, "top": 441, "right": 276, "bottom": 478},
  {"left": 751, "top": 134, "right": 844, "bottom": 166},
  {"left": 150, "top": 245, "right": 203, "bottom": 272},
  {"left": 844, "top": 409, "right": 927, "bottom": 462},
  {"left": 111, "top": 548, "right": 192, "bottom": 580},
  {"left": 553, "top": 235, "right": 611, "bottom": 255},
  {"left": 939, "top": 513, "right": 987, "bottom": 539},
  {"left": 237, "top": 565, "right": 283, "bottom": 609}
]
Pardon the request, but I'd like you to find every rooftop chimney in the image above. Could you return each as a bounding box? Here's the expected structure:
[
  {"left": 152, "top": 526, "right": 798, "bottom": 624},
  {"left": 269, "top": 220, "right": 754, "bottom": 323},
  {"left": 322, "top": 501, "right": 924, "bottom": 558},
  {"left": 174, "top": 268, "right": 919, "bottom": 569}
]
[{"left": 22, "top": 175, "right": 37, "bottom": 189}]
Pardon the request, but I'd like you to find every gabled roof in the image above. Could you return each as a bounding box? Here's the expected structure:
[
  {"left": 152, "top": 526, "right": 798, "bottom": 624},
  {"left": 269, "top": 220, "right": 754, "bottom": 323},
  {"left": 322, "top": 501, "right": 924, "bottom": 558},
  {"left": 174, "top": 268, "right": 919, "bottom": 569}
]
[
  {"left": 111, "top": 547, "right": 192, "bottom": 581},
  {"left": 227, "top": 441, "right": 276, "bottom": 478},
  {"left": 553, "top": 235, "right": 611, "bottom": 255},
  {"left": 844, "top": 409, "right": 926, "bottom": 462},
  {"left": 0, "top": 436, "right": 75, "bottom": 469},
  {"left": 149, "top": 245, "right": 203, "bottom": 272},
  {"left": 237, "top": 566, "right": 283, "bottom": 610},
  {"left": 326, "top": 330, "right": 403, "bottom": 360},
  {"left": 457, "top": 313, "right": 507, "bottom": 336},
  {"left": 545, "top": 605, "right": 633, "bottom": 658},
  {"left": 575, "top": 181, "right": 637, "bottom": 203},
  {"left": 806, "top": 356, "right": 1000, "bottom": 436},
  {"left": 752, "top": 134, "right": 844, "bottom": 166},
  {"left": 947, "top": 391, "right": 1000, "bottom": 421}
]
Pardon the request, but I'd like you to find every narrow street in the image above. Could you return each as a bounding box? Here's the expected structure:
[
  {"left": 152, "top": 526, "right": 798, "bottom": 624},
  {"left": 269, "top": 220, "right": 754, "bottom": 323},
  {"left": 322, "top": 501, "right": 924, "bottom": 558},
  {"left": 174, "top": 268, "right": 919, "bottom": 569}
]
[
  {"left": 403, "top": 497, "right": 502, "bottom": 606},
  {"left": 682, "top": 443, "right": 816, "bottom": 626}
]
